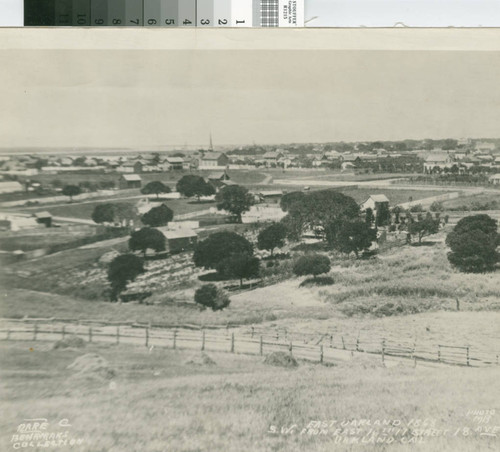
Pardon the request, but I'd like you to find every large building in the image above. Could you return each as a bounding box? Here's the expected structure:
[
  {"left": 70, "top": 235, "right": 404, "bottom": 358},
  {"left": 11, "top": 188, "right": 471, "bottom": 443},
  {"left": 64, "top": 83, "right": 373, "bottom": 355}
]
[{"left": 199, "top": 152, "right": 229, "bottom": 168}]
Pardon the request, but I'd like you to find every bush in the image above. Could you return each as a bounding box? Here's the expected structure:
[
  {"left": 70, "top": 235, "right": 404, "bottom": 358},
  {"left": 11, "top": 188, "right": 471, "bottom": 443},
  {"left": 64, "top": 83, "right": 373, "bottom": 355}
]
[
  {"left": 194, "top": 284, "right": 231, "bottom": 311},
  {"left": 293, "top": 254, "right": 331, "bottom": 280},
  {"left": 430, "top": 201, "right": 444, "bottom": 212}
]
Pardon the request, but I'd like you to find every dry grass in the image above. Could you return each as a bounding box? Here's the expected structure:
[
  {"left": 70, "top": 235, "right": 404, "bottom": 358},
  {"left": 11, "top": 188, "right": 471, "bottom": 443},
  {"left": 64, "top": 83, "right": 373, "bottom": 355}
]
[{"left": 0, "top": 341, "right": 498, "bottom": 452}]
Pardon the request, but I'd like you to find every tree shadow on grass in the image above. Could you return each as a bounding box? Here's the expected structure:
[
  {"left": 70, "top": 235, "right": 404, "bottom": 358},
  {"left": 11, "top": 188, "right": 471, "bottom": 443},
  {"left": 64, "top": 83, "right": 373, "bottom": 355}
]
[
  {"left": 198, "top": 271, "right": 226, "bottom": 282},
  {"left": 187, "top": 200, "right": 216, "bottom": 205},
  {"left": 299, "top": 276, "right": 335, "bottom": 288},
  {"left": 411, "top": 241, "right": 438, "bottom": 247}
]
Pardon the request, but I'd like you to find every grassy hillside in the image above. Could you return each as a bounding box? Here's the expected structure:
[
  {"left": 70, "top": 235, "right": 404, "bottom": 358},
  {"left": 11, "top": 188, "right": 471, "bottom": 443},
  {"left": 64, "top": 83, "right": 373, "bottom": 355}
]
[{"left": 0, "top": 342, "right": 498, "bottom": 452}]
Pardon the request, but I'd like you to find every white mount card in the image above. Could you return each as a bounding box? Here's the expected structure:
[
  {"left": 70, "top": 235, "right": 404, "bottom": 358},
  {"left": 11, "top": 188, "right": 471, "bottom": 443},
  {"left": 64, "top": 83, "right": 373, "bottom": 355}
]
[
  {"left": 231, "top": 0, "right": 252, "bottom": 27},
  {"left": 278, "top": 0, "right": 304, "bottom": 27}
]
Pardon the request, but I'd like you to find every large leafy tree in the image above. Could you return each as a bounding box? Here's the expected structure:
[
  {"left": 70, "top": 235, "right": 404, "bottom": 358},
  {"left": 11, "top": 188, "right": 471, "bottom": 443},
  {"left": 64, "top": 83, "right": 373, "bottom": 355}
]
[
  {"left": 446, "top": 214, "right": 499, "bottom": 272},
  {"left": 293, "top": 254, "right": 331, "bottom": 280},
  {"left": 257, "top": 222, "right": 287, "bottom": 256},
  {"left": 107, "top": 254, "right": 145, "bottom": 301},
  {"left": 408, "top": 214, "right": 440, "bottom": 244},
  {"left": 129, "top": 227, "right": 166, "bottom": 257},
  {"left": 215, "top": 185, "right": 254, "bottom": 223},
  {"left": 193, "top": 231, "right": 253, "bottom": 270},
  {"left": 217, "top": 254, "right": 260, "bottom": 287},
  {"left": 280, "top": 191, "right": 306, "bottom": 212},
  {"left": 328, "top": 220, "right": 377, "bottom": 257},
  {"left": 141, "top": 181, "right": 171, "bottom": 199},
  {"left": 92, "top": 203, "right": 115, "bottom": 224},
  {"left": 62, "top": 185, "right": 81, "bottom": 202},
  {"left": 283, "top": 189, "right": 360, "bottom": 240},
  {"left": 176, "top": 175, "right": 215, "bottom": 200},
  {"left": 141, "top": 204, "right": 174, "bottom": 227},
  {"left": 375, "top": 203, "right": 391, "bottom": 227}
]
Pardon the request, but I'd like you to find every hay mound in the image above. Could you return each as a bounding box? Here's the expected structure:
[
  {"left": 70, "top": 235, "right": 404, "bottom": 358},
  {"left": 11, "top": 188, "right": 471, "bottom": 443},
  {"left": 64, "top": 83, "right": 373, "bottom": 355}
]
[
  {"left": 53, "top": 334, "right": 86, "bottom": 350},
  {"left": 185, "top": 353, "right": 216, "bottom": 367},
  {"left": 67, "top": 353, "right": 115, "bottom": 379},
  {"left": 264, "top": 351, "right": 298, "bottom": 368}
]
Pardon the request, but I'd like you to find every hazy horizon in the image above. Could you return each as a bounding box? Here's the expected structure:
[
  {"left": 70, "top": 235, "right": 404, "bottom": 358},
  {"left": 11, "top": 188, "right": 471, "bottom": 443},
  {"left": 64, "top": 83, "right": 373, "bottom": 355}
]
[{"left": 2, "top": 49, "right": 500, "bottom": 150}]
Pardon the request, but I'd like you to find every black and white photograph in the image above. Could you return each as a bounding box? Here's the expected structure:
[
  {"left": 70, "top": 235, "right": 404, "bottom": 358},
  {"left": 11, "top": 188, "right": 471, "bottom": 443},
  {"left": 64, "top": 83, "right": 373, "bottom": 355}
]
[{"left": 0, "top": 28, "right": 499, "bottom": 452}]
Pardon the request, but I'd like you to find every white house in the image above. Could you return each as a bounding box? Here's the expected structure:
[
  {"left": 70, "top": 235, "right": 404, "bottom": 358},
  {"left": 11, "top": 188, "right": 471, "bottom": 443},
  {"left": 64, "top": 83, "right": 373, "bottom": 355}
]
[{"left": 360, "top": 194, "right": 390, "bottom": 216}]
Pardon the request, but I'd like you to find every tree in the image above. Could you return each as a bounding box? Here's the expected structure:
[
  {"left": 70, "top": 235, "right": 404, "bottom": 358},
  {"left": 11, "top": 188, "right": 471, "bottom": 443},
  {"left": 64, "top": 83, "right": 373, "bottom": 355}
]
[
  {"left": 217, "top": 254, "right": 260, "bottom": 287},
  {"left": 446, "top": 214, "right": 499, "bottom": 272},
  {"left": 141, "top": 181, "right": 171, "bottom": 199},
  {"left": 193, "top": 231, "right": 253, "bottom": 270},
  {"left": 280, "top": 191, "right": 306, "bottom": 212},
  {"left": 176, "top": 175, "right": 215, "bottom": 201},
  {"left": 92, "top": 203, "right": 115, "bottom": 224},
  {"left": 430, "top": 201, "right": 444, "bottom": 212},
  {"left": 141, "top": 204, "right": 174, "bottom": 227},
  {"left": 257, "top": 223, "right": 287, "bottom": 256},
  {"left": 408, "top": 216, "right": 440, "bottom": 244},
  {"left": 216, "top": 185, "right": 254, "bottom": 223},
  {"left": 114, "top": 202, "right": 138, "bottom": 226},
  {"left": 293, "top": 254, "right": 331, "bottom": 280},
  {"left": 376, "top": 203, "right": 390, "bottom": 227},
  {"left": 107, "top": 254, "right": 145, "bottom": 301},
  {"left": 284, "top": 189, "right": 360, "bottom": 239},
  {"left": 365, "top": 208, "right": 374, "bottom": 226},
  {"left": 194, "top": 284, "right": 231, "bottom": 311},
  {"left": 392, "top": 206, "right": 402, "bottom": 224},
  {"left": 329, "top": 220, "right": 377, "bottom": 257},
  {"left": 129, "top": 227, "right": 166, "bottom": 257},
  {"left": 62, "top": 185, "right": 81, "bottom": 202}
]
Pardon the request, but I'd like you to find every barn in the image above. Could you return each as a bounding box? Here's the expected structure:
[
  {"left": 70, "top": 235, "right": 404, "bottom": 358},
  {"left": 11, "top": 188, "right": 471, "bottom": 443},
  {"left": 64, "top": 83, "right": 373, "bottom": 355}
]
[{"left": 119, "top": 174, "right": 142, "bottom": 189}]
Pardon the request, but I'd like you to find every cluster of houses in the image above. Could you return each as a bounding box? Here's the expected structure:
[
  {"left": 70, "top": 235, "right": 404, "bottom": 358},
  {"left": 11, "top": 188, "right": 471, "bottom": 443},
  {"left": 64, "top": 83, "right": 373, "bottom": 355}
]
[{"left": 423, "top": 142, "right": 500, "bottom": 175}]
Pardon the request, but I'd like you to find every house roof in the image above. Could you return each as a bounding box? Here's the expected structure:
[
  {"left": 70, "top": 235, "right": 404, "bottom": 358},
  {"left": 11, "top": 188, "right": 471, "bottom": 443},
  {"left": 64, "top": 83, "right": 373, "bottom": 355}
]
[
  {"left": 425, "top": 153, "right": 449, "bottom": 162},
  {"left": 161, "top": 228, "right": 198, "bottom": 240},
  {"left": 208, "top": 172, "right": 229, "bottom": 180},
  {"left": 202, "top": 152, "right": 225, "bottom": 160},
  {"left": 263, "top": 151, "right": 281, "bottom": 159},
  {"left": 0, "top": 181, "right": 24, "bottom": 193},
  {"left": 121, "top": 174, "right": 142, "bottom": 181},
  {"left": 166, "top": 157, "right": 184, "bottom": 164},
  {"left": 257, "top": 190, "right": 283, "bottom": 197},
  {"left": 33, "top": 211, "right": 52, "bottom": 218},
  {"left": 368, "top": 194, "right": 390, "bottom": 203}
]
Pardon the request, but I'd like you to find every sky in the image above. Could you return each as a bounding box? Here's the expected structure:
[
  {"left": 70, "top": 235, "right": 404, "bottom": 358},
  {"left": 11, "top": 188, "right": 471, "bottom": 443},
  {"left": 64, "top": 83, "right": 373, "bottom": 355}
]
[{"left": 1, "top": 48, "right": 500, "bottom": 149}]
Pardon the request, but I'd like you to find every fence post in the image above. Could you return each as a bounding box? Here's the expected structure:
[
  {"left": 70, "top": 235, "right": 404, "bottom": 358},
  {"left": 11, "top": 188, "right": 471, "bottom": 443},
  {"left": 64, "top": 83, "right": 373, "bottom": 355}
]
[
  {"left": 320, "top": 345, "right": 324, "bottom": 364},
  {"left": 341, "top": 336, "right": 346, "bottom": 350},
  {"left": 260, "top": 335, "right": 263, "bottom": 356},
  {"left": 356, "top": 336, "right": 360, "bottom": 352},
  {"left": 201, "top": 330, "right": 205, "bottom": 351},
  {"left": 231, "top": 333, "right": 235, "bottom": 353},
  {"left": 173, "top": 330, "right": 177, "bottom": 350},
  {"left": 381, "top": 339, "right": 385, "bottom": 365},
  {"left": 466, "top": 347, "right": 470, "bottom": 367},
  {"left": 116, "top": 326, "right": 120, "bottom": 345},
  {"left": 33, "top": 322, "right": 38, "bottom": 341},
  {"left": 330, "top": 335, "right": 333, "bottom": 348},
  {"left": 438, "top": 345, "right": 441, "bottom": 362},
  {"left": 145, "top": 327, "right": 149, "bottom": 347},
  {"left": 88, "top": 327, "right": 92, "bottom": 343},
  {"left": 289, "top": 341, "right": 293, "bottom": 355},
  {"left": 62, "top": 325, "right": 66, "bottom": 340},
  {"left": 251, "top": 326, "right": 254, "bottom": 338}
]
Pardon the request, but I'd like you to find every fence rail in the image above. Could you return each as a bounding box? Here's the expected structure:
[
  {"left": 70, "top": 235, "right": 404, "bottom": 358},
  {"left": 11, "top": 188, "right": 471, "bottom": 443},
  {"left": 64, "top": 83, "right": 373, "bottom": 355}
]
[{"left": 1, "top": 318, "right": 498, "bottom": 368}]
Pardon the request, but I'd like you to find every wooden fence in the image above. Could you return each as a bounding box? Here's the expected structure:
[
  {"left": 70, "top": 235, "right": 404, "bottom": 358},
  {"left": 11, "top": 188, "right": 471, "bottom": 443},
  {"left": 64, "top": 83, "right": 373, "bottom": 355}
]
[{"left": 1, "top": 318, "right": 499, "bottom": 368}]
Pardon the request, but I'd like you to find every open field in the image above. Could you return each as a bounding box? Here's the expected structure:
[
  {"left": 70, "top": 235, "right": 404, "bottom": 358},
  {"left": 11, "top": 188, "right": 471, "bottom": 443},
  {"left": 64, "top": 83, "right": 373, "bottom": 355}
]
[
  {"left": 329, "top": 187, "right": 447, "bottom": 205},
  {"left": 0, "top": 341, "right": 499, "bottom": 452},
  {"left": 440, "top": 191, "right": 500, "bottom": 210}
]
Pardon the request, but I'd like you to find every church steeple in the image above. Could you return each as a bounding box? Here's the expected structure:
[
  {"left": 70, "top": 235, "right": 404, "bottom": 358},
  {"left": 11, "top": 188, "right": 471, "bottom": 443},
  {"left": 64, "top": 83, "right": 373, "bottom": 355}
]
[{"left": 209, "top": 132, "right": 214, "bottom": 151}]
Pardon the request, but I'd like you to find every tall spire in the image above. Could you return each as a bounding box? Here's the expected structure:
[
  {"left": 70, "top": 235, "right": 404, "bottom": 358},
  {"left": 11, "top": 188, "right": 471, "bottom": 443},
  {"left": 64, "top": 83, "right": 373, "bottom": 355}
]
[{"left": 209, "top": 132, "right": 213, "bottom": 151}]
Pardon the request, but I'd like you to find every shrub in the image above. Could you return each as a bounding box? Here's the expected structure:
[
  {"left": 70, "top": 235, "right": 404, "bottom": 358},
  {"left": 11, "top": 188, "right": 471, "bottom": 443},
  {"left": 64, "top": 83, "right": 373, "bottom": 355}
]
[
  {"left": 194, "top": 284, "right": 231, "bottom": 311},
  {"left": 299, "top": 276, "right": 334, "bottom": 287},
  {"left": 107, "top": 254, "right": 145, "bottom": 301}
]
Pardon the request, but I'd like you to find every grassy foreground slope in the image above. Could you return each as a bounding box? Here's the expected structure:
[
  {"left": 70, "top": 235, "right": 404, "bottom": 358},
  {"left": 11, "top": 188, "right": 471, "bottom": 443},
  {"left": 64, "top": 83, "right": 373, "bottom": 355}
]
[{"left": 1, "top": 342, "right": 499, "bottom": 452}]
